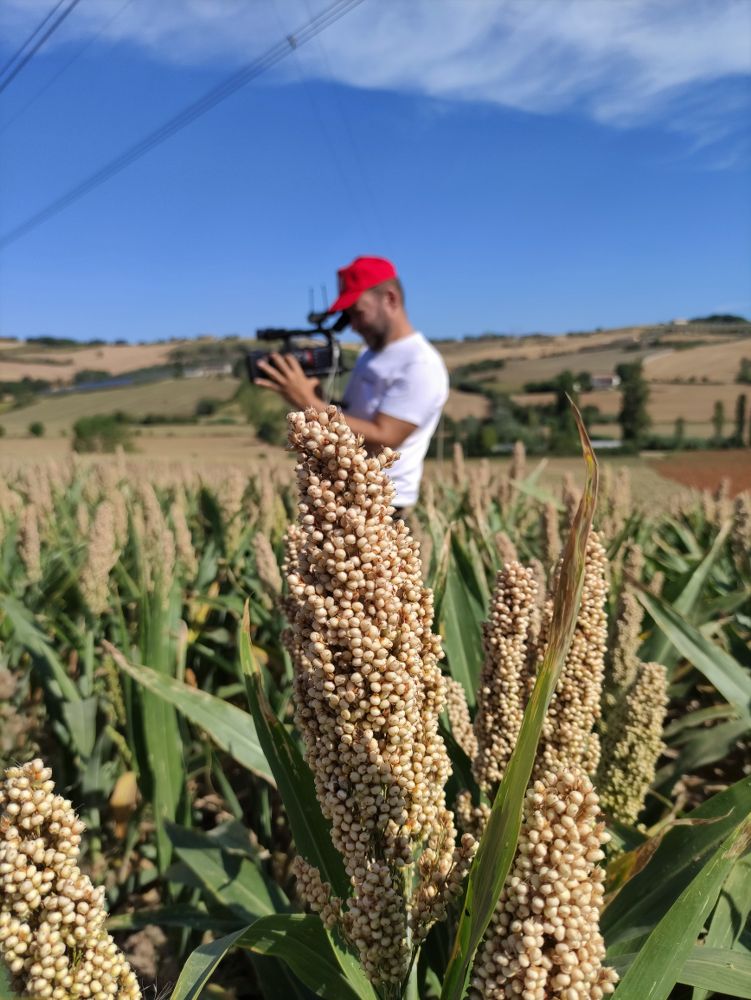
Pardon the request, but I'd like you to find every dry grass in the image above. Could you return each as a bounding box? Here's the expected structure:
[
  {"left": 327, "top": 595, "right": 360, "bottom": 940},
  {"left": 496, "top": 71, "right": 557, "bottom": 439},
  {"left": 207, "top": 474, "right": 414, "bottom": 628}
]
[
  {"left": 585, "top": 383, "right": 748, "bottom": 424},
  {"left": 0, "top": 426, "right": 293, "bottom": 470},
  {"left": 513, "top": 383, "right": 750, "bottom": 429},
  {"left": 0, "top": 342, "right": 178, "bottom": 381},
  {"left": 434, "top": 326, "right": 650, "bottom": 370},
  {"left": 443, "top": 389, "right": 490, "bottom": 420},
  {"left": 643, "top": 336, "right": 751, "bottom": 382},
  {"left": 484, "top": 346, "right": 658, "bottom": 392}
]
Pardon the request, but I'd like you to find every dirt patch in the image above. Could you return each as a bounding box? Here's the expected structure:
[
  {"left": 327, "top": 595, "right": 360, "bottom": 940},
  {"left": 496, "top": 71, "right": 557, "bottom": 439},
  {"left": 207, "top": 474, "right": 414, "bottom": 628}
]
[{"left": 653, "top": 450, "right": 751, "bottom": 495}]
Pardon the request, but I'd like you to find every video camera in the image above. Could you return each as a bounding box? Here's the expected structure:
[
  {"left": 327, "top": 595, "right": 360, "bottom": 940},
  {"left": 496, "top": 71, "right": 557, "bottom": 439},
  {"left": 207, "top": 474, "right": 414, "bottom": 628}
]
[{"left": 245, "top": 311, "right": 349, "bottom": 383}]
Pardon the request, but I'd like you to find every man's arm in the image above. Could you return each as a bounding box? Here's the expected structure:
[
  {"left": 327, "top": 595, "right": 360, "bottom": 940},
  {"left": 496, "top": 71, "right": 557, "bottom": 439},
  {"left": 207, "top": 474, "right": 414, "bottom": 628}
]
[{"left": 254, "top": 353, "right": 417, "bottom": 449}]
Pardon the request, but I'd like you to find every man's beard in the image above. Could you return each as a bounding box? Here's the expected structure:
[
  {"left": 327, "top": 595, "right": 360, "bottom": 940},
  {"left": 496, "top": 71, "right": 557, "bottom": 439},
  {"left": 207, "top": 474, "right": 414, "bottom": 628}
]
[{"left": 361, "top": 325, "right": 387, "bottom": 352}]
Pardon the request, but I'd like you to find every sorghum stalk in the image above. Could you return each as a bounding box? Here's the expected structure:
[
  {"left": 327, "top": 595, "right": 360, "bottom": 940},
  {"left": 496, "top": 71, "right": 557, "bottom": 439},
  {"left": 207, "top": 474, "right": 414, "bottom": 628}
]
[{"left": 285, "top": 406, "right": 475, "bottom": 992}]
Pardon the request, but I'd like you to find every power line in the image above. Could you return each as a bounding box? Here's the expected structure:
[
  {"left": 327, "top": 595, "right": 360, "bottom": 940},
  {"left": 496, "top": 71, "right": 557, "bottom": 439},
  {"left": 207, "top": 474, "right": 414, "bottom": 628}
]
[
  {"left": 297, "top": 0, "right": 386, "bottom": 246},
  {"left": 0, "top": 0, "right": 67, "bottom": 79},
  {"left": 0, "top": 0, "right": 136, "bottom": 136},
  {"left": 0, "top": 0, "right": 84, "bottom": 95},
  {"left": 0, "top": 0, "right": 366, "bottom": 249},
  {"left": 268, "top": 0, "right": 375, "bottom": 247}
]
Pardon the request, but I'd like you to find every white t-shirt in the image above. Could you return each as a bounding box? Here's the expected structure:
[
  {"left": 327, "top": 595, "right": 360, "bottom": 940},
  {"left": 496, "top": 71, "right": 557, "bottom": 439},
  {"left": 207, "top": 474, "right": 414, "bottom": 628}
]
[{"left": 342, "top": 332, "right": 449, "bottom": 506}]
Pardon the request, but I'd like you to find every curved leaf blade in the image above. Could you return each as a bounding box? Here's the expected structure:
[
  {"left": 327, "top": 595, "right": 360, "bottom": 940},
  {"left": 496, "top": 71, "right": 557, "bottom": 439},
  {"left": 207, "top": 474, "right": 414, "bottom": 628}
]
[
  {"left": 441, "top": 403, "right": 599, "bottom": 1000},
  {"left": 105, "top": 641, "right": 274, "bottom": 785},
  {"left": 612, "top": 818, "right": 751, "bottom": 1000}
]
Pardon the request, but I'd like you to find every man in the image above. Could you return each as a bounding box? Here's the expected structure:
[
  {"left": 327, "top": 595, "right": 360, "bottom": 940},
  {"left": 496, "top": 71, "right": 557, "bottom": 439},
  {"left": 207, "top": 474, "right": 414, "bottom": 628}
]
[{"left": 255, "top": 256, "right": 449, "bottom": 515}]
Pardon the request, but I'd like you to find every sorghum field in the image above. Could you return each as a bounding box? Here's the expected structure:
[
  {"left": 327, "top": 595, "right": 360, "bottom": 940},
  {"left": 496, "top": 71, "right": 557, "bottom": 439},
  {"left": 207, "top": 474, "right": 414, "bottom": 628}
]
[{"left": 0, "top": 410, "right": 750, "bottom": 999}]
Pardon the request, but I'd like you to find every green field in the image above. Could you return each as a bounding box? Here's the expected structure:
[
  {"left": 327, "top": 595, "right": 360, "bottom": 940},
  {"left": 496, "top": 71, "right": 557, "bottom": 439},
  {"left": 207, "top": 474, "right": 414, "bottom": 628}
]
[{"left": 0, "top": 376, "right": 241, "bottom": 436}]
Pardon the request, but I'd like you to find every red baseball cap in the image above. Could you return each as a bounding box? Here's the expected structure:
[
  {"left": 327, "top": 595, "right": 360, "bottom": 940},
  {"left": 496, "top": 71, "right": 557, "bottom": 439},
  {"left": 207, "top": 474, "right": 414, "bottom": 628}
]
[{"left": 327, "top": 256, "right": 398, "bottom": 313}]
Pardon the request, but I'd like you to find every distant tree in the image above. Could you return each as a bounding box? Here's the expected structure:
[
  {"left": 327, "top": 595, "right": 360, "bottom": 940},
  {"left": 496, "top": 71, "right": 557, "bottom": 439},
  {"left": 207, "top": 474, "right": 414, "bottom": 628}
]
[
  {"left": 549, "top": 371, "right": 580, "bottom": 453},
  {"left": 690, "top": 313, "right": 748, "bottom": 324},
  {"left": 616, "top": 362, "right": 651, "bottom": 446},
  {"left": 72, "top": 414, "right": 133, "bottom": 453},
  {"left": 712, "top": 401, "right": 725, "bottom": 444},
  {"left": 195, "top": 398, "right": 219, "bottom": 417},
  {"left": 673, "top": 417, "right": 686, "bottom": 448},
  {"left": 733, "top": 394, "right": 747, "bottom": 446},
  {"left": 737, "top": 358, "right": 751, "bottom": 385},
  {"left": 28, "top": 421, "right": 45, "bottom": 437},
  {"left": 73, "top": 369, "right": 111, "bottom": 385},
  {"left": 0, "top": 425, "right": 5, "bottom": 438},
  {"left": 480, "top": 423, "right": 498, "bottom": 453}
]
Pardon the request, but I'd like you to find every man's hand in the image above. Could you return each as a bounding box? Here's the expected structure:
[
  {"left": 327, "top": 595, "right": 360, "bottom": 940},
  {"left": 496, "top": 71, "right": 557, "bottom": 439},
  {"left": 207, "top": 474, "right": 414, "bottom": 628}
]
[{"left": 254, "top": 353, "right": 323, "bottom": 410}]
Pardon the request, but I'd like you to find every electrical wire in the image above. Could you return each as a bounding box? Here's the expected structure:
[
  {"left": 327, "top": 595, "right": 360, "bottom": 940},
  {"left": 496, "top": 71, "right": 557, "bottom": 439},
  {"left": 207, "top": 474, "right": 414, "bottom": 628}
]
[
  {"left": 0, "top": 0, "right": 366, "bottom": 249},
  {"left": 268, "top": 0, "right": 375, "bottom": 247},
  {"left": 0, "top": 0, "right": 84, "bottom": 95},
  {"left": 0, "top": 0, "right": 67, "bottom": 80},
  {"left": 297, "top": 0, "right": 386, "bottom": 246},
  {"left": 0, "top": 0, "right": 136, "bottom": 136}
]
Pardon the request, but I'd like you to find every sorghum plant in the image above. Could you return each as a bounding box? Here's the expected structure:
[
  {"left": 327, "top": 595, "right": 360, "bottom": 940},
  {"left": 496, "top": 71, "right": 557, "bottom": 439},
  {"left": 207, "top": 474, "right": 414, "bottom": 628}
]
[
  {"left": 0, "top": 759, "right": 141, "bottom": 998},
  {"left": 284, "top": 406, "right": 476, "bottom": 994}
]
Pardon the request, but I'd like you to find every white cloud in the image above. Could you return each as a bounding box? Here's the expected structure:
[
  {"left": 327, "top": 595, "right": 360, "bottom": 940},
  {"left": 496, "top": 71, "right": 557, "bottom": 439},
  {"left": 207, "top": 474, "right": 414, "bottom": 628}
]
[{"left": 2, "top": 0, "right": 750, "bottom": 147}]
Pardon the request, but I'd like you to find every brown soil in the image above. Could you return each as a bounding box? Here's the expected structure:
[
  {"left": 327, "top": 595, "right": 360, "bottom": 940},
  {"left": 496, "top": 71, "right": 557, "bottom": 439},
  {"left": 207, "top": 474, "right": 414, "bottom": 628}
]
[{"left": 653, "top": 450, "right": 751, "bottom": 495}]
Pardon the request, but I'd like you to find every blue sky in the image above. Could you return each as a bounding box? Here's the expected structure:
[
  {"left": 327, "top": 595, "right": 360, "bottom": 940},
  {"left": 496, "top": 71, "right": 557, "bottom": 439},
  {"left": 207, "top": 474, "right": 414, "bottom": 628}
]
[{"left": 0, "top": 0, "right": 750, "bottom": 343}]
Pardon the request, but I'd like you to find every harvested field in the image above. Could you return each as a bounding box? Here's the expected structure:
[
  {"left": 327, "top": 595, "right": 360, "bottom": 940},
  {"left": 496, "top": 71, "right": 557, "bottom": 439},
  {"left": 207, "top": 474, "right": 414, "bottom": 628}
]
[
  {"left": 514, "top": 383, "right": 750, "bottom": 428},
  {"left": 480, "top": 346, "right": 658, "bottom": 393},
  {"left": 436, "top": 326, "right": 647, "bottom": 370},
  {"left": 0, "top": 341, "right": 178, "bottom": 381},
  {"left": 653, "top": 449, "right": 751, "bottom": 495},
  {"left": 0, "top": 425, "right": 292, "bottom": 469},
  {"left": 443, "top": 388, "right": 490, "bottom": 420},
  {"left": 644, "top": 334, "right": 751, "bottom": 382}
]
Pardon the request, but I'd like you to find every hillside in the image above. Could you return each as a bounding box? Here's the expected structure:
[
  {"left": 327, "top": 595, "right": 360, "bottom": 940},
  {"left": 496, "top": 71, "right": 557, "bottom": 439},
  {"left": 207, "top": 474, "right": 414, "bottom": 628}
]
[{"left": 1, "top": 320, "right": 749, "bottom": 446}]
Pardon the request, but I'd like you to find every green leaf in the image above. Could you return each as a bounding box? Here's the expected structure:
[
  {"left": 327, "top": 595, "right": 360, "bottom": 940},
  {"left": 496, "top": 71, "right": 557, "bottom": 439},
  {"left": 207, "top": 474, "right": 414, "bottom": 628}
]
[
  {"left": 239, "top": 914, "right": 364, "bottom": 1000},
  {"left": 250, "top": 954, "right": 317, "bottom": 1000},
  {"left": 452, "top": 532, "right": 490, "bottom": 610},
  {"left": 643, "top": 522, "right": 731, "bottom": 667},
  {"left": 692, "top": 858, "right": 751, "bottom": 1000},
  {"left": 684, "top": 945, "right": 751, "bottom": 998},
  {"left": 61, "top": 696, "right": 98, "bottom": 759},
  {"left": 439, "top": 551, "right": 485, "bottom": 707},
  {"left": 604, "top": 776, "right": 751, "bottom": 949},
  {"left": 105, "top": 641, "right": 273, "bottom": 785},
  {"left": 612, "top": 818, "right": 751, "bottom": 1000},
  {"left": 169, "top": 925, "right": 250, "bottom": 1000},
  {"left": 612, "top": 946, "right": 751, "bottom": 997},
  {"left": 635, "top": 588, "right": 751, "bottom": 719},
  {"left": 441, "top": 401, "right": 599, "bottom": 1000},
  {"left": 0, "top": 960, "right": 22, "bottom": 999},
  {"left": 129, "top": 590, "right": 189, "bottom": 873},
  {"left": 107, "top": 905, "right": 239, "bottom": 933},
  {"left": 166, "top": 823, "right": 283, "bottom": 922},
  {"left": 656, "top": 719, "right": 750, "bottom": 790},
  {"left": 0, "top": 594, "right": 79, "bottom": 702},
  {"left": 239, "top": 611, "right": 349, "bottom": 901}
]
